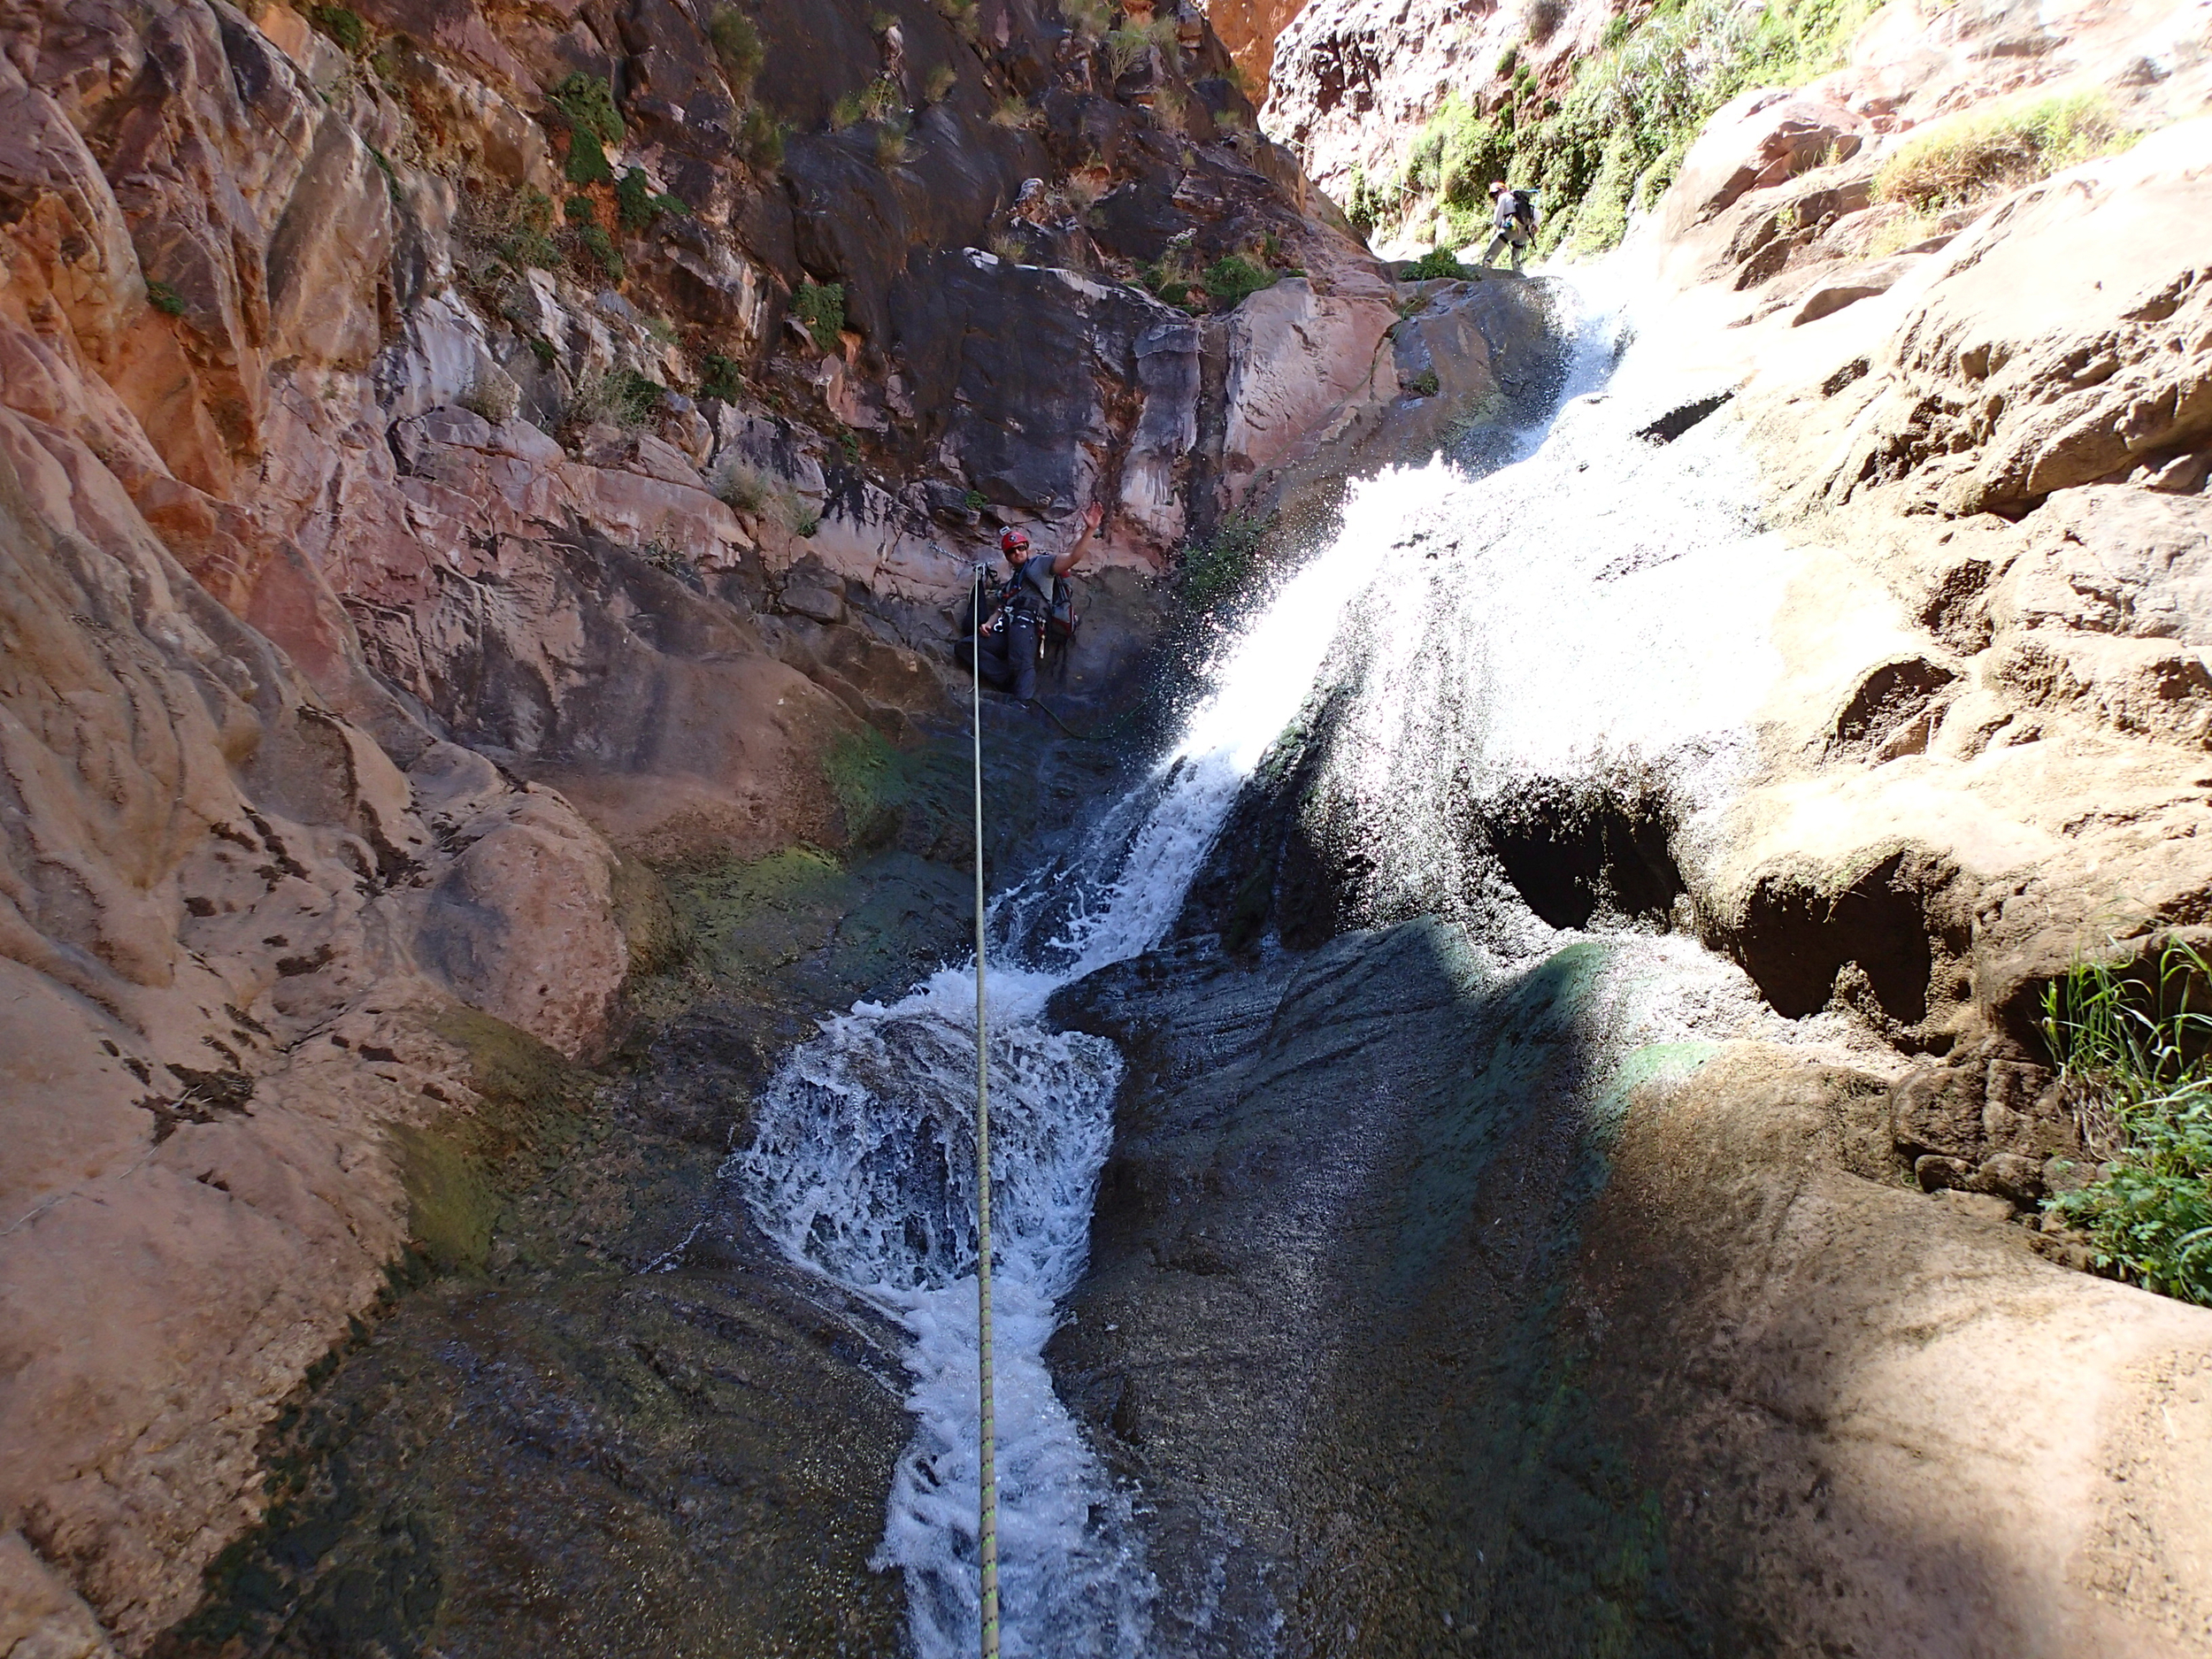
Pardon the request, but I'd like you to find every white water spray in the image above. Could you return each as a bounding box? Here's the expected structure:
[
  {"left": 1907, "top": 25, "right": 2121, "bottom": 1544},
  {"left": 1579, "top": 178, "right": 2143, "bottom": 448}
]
[{"left": 734, "top": 260, "right": 1832, "bottom": 1658}]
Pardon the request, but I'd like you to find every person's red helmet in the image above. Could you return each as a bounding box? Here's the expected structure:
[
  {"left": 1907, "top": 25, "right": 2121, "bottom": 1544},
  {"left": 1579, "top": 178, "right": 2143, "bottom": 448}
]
[{"left": 999, "top": 527, "right": 1030, "bottom": 555}]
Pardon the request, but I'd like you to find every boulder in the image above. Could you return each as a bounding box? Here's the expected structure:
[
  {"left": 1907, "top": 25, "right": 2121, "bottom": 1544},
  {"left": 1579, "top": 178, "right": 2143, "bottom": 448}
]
[
  {"left": 1219, "top": 276, "right": 1397, "bottom": 494},
  {"left": 1659, "top": 87, "right": 1870, "bottom": 240},
  {"left": 1816, "top": 121, "right": 2212, "bottom": 517}
]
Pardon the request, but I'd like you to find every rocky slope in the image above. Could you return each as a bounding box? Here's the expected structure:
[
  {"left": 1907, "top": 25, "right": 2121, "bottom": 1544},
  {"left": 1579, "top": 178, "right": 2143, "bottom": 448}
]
[
  {"left": 0, "top": 0, "right": 1467, "bottom": 1646},
  {"left": 1264, "top": 0, "right": 2212, "bottom": 253},
  {"left": 1031, "top": 1, "right": 2212, "bottom": 1654}
]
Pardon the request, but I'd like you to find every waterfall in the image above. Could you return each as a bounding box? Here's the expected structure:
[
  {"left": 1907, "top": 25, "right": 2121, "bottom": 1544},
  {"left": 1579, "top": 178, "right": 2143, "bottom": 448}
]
[
  {"left": 733, "top": 468, "right": 1434, "bottom": 1659},
  {"left": 733, "top": 257, "right": 1822, "bottom": 1658}
]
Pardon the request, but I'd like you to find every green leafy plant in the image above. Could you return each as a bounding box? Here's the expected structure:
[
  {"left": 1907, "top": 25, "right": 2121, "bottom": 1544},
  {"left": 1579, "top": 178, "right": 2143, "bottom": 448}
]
[
  {"left": 925, "top": 61, "right": 957, "bottom": 103},
  {"left": 990, "top": 94, "right": 1040, "bottom": 129},
  {"left": 1403, "top": 93, "right": 1512, "bottom": 211},
  {"left": 699, "top": 352, "right": 744, "bottom": 402},
  {"left": 792, "top": 279, "right": 845, "bottom": 349},
  {"left": 565, "top": 127, "right": 613, "bottom": 185},
  {"left": 569, "top": 217, "right": 625, "bottom": 280},
  {"left": 305, "top": 4, "right": 366, "bottom": 53},
  {"left": 1202, "top": 253, "right": 1276, "bottom": 308},
  {"left": 1409, "top": 367, "right": 1441, "bottom": 397},
  {"left": 616, "top": 167, "right": 688, "bottom": 230},
  {"left": 833, "top": 424, "right": 862, "bottom": 464},
  {"left": 830, "top": 88, "right": 866, "bottom": 130},
  {"left": 565, "top": 193, "right": 597, "bottom": 223},
  {"left": 740, "top": 106, "right": 787, "bottom": 170},
  {"left": 708, "top": 7, "right": 764, "bottom": 99},
  {"left": 1875, "top": 90, "right": 2128, "bottom": 213},
  {"left": 1402, "top": 245, "right": 1473, "bottom": 280},
  {"left": 551, "top": 73, "right": 625, "bottom": 144},
  {"left": 145, "top": 279, "right": 186, "bottom": 316},
  {"left": 962, "top": 488, "right": 987, "bottom": 511},
  {"left": 1178, "top": 512, "right": 1271, "bottom": 614},
  {"left": 2040, "top": 937, "right": 2212, "bottom": 1305}
]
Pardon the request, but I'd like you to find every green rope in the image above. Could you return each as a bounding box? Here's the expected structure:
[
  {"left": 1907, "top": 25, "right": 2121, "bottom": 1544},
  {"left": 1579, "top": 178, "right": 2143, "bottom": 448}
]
[{"left": 972, "top": 572, "right": 1001, "bottom": 1659}]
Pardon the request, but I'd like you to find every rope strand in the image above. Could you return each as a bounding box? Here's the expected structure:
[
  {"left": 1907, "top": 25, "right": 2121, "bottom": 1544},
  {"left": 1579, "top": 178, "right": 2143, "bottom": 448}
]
[{"left": 972, "top": 568, "right": 1001, "bottom": 1659}]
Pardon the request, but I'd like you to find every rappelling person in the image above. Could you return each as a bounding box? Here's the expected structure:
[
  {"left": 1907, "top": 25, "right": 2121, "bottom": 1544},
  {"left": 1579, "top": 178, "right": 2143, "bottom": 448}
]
[
  {"left": 1482, "top": 180, "right": 1540, "bottom": 273},
  {"left": 958, "top": 500, "right": 1102, "bottom": 702}
]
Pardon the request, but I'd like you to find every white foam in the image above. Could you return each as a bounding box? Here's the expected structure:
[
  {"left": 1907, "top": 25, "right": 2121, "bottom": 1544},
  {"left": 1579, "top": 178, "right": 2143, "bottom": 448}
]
[{"left": 730, "top": 265, "right": 1823, "bottom": 1658}]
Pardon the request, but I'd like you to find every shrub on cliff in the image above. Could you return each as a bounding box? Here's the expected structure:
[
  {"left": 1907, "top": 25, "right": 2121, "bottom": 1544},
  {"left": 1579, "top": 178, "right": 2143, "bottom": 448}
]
[
  {"left": 709, "top": 7, "right": 764, "bottom": 101},
  {"left": 552, "top": 73, "right": 626, "bottom": 144},
  {"left": 1202, "top": 254, "right": 1277, "bottom": 307},
  {"left": 1875, "top": 91, "right": 2127, "bottom": 212},
  {"left": 1402, "top": 246, "right": 1472, "bottom": 280},
  {"left": 793, "top": 280, "right": 846, "bottom": 349},
  {"left": 2041, "top": 938, "right": 2212, "bottom": 1306},
  {"left": 740, "top": 107, "right": 787, "bottom": 170},
  {"left": 569, "top": 366, "right": 665, "bottom": 431},
  {"left": 616, "top": 167, "right": 688, "bottom": 230},
  {"left": 305, "top": 4, "right": 367, "bottom": 54}
]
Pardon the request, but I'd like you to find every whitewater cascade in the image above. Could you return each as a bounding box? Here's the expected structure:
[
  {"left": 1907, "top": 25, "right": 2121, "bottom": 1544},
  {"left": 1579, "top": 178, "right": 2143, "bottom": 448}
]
[{"left": 736, "top": 260, "right": 1832, "bottom": 1658}]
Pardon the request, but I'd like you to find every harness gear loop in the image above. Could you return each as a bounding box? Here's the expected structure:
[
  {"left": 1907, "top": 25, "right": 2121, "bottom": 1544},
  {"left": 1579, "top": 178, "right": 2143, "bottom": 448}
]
[{"left": 972, "top": 567, "right": 1001, "bottom": 1659}]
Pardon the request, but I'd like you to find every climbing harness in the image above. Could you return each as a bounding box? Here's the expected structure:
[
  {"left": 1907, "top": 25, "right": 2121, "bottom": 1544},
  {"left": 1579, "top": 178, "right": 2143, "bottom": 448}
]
[{"left": 970, "top": 574, "right": 1002, "bottom": 1659}]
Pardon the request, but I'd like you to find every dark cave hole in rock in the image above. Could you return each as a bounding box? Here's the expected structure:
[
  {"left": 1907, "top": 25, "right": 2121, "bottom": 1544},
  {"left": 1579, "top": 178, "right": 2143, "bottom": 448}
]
[
  {"left": 1830, "top": 655, "right": 1958, "bottom": 753},
  {"left": 1732, "top": 850, "right": 1936, "bottom": 1023},
  {"left": 1636, "top": 391, "right": 1733, "bottom": 445},
  {"left": 1486, "top": 783, "right": 1685, "bottom": 931}
]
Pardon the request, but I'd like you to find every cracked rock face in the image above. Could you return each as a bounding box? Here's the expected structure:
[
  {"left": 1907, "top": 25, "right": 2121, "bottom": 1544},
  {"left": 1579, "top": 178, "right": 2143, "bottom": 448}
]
[{"left": 0, "top": 0, "right": 1415, "bottom": 1640}]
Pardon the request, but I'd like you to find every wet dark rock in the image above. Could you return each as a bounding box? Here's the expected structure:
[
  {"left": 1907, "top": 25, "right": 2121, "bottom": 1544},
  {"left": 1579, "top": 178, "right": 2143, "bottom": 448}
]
[
  {"left": 1047, "top": 922, "right": 1709, "bottom": 1656},
  {"left": 1636, "top": 391, "right": 1734, "bottom": 444},
  {"left": 1486, "top": 780, "right": 1684, "bottom": 931}
]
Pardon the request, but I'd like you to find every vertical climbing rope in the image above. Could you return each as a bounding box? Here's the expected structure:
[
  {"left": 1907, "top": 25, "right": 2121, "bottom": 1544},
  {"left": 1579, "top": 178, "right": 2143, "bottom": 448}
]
[{"left": 971, "top": 571, "right": 1001, "bottom": 1659}]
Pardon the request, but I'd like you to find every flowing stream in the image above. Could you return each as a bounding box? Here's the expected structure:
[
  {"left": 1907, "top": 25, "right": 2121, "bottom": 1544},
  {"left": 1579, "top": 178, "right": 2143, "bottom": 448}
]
[{"left": 735, "top": 259, "right": 1836, "bottom": 1657}]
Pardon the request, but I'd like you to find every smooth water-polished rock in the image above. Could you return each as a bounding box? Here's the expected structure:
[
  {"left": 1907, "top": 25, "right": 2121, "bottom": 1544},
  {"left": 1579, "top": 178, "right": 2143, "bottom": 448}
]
[{"left": 1046, "top": 922, "right": 2212, "bottom": 1658}]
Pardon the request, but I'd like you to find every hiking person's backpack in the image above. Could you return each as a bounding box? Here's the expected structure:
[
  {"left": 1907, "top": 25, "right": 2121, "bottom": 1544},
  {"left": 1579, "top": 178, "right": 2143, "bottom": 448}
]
[{"left": 1044, "top": 573, "right": 1079, "bottom": 649}]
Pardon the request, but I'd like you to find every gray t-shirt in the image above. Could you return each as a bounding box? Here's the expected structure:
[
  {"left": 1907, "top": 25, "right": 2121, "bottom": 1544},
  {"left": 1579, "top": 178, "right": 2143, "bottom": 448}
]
[{"left": 1007, "top": 552, "right": 1058, "bottom": 613}]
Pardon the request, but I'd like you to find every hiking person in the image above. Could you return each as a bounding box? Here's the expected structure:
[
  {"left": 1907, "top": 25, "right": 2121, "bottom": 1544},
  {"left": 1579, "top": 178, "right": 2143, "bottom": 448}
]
[
  {"left": 1481, "top": 180, "right": 1540, "bottom": 272},
  {"left": 960, "top": 501, "right": 1102, "bottom": 702}
]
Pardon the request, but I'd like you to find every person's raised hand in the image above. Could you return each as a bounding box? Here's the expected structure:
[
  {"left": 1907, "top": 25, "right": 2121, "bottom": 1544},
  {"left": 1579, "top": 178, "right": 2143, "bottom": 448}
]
[{"left": 1084, "top": 500, "right": 1104, "bottom": 532}]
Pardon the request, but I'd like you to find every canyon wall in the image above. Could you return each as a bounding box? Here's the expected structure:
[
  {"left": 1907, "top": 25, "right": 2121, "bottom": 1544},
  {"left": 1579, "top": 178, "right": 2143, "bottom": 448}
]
[{"left": 0, "top": 0, "right": 1429, "bottom": 1647}]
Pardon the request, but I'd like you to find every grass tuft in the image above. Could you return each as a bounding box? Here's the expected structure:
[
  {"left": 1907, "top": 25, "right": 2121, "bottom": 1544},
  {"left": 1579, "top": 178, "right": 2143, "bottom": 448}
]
[
  {"left": 2040, "top": 936, "right": 2212, "bottom": 1305},
  {"left": 1874, "top": 91, "right": 2129, "bottom": 213}
]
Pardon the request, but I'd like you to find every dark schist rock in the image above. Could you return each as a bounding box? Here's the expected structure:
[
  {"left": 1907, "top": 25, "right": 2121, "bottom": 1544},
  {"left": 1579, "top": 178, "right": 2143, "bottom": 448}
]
[{"left": 1043, "top": 921, "right": 1715, "bottom": 1657}]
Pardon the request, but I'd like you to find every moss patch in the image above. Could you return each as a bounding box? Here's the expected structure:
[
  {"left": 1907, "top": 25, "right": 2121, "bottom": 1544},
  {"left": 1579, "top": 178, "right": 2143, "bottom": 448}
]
[{"left": 389, "top": 1010, "right": 595, "bottom": 1274}]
